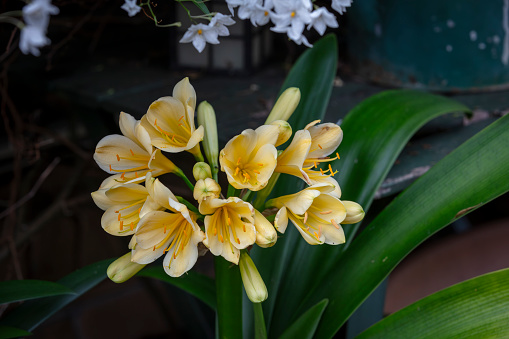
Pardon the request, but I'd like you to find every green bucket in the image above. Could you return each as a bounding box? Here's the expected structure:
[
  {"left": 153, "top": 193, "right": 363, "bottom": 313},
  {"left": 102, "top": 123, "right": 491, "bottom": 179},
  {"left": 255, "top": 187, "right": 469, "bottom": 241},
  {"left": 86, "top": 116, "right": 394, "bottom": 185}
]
[{"left": 347, "top": 0, "right": 509, "bottom": 91}]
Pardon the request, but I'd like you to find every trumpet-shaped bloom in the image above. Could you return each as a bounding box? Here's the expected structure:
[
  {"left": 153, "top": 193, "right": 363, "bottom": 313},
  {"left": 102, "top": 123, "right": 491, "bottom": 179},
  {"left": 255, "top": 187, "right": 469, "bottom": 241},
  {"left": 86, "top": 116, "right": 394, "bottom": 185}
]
[
  {"left": 193, "top": 178, "right": 222, "bottom": 203},
  {"left": 267, "top": 184, "right": 347, "bottom": 245},
  {"left": 131, "top": 177, "right": 204, "bottom": 277},
  {"left": 94, "top": 112, "right": 178, "bottom": 185},
  {"left": 275, "top": 121, "right": 343, "bottom": 197},
  {"left": 253, "top": 209, "right": 277, "bottom": 248},
  {"left": 91, "top": 175, "right": 164, "bottom": 237},
  {"left": 200, "top": 197, "right": 256, "bottom": 264},
  {"left": 141, "top": 78, "right": 204, "bottom": 157},
  {"left": 219, "top": 125, "right": 279, "bottom": 191}
]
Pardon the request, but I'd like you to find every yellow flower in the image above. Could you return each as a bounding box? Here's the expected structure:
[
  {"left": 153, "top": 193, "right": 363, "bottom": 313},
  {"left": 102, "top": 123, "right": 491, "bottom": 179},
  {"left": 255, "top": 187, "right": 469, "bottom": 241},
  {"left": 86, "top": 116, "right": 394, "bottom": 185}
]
[
  {"left": 193, "top": 178, "right": 222, "bottom": 203},
  {"left": 131, "top": 177, "right": 204, "bottom": 277},
  {"left": 94, "top": 112, "right": 178, "bottom": 185},
  {"left": 141, "top": 78, "right": 204, "bottom": 159},
  {"left": 107, "top": 252, "right": 146, "bottom": 283},
  {"left": 91, "top": 175, "right": 163, "bottom": 237},
  {"left": 265, "top": 87, "right": 301, "bottom": 124},
  {"left": 219, "top": 125, "right": 279, "bottom": 191},
  {"left": 253, "top": 210, "right": 277, "bottom": 248},
  {"left": 267, "top": 184, "right": 347, "bottom": 245},
  {"left": 342, "top": 201, "right": 365, "bottom": 224},
  {"left": 200, "top": 197, "right": 256, "bottom": 264},
  {"left": 275, "top": 121, "right": 343, "bottom": 198}
]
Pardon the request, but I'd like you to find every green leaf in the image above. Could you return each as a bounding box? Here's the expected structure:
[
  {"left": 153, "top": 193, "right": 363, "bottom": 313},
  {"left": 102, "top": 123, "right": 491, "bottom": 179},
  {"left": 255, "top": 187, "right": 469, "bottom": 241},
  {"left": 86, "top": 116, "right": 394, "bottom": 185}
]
[
  {"left": 137, "top": 266, "right": 216, "bottom": 310},
  {"left": 215, "top": 256, "right": 243, "bottom": 339},
  {"left": 191, "top": 0, "right": 210, "bottom": 14},
  {"left": 268, "top": 90, "right": 471, "bottom": 337},
  {"left": 247, "top": 33, "right": 338, "bottom": 338},
  {"left": 0, "top": 280, "right": 75, "bottom": 305},
  {"left": 0, "top": 259, "right": 114, "bottom": 331},
  {"left": 357, "top": 268, "right": 509, "bottom": 338},
  {"left": 0, "top": 325, "right": 32, "bottom": 339},
  {"left": 279, "top": 299, "right": 328, "bottom": 339},
  {"left": 311, "top": 111, "right": 509, "bottom": 337}
]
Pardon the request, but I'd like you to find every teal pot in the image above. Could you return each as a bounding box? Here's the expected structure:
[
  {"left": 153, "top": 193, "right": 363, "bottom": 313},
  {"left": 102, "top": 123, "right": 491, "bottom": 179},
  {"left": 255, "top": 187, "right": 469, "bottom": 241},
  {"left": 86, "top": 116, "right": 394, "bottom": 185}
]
[{"left": 346, "top": 0, "right": 509, "bottom": 91}]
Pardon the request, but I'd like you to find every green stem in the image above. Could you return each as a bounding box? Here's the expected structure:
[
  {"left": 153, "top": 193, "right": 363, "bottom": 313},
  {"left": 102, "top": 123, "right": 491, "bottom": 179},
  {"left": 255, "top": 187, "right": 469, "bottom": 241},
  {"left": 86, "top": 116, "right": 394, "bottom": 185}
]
[
  {"left": 176, "top": 196, "right": 200, "bottom": 215},
  {"left": 227, "top": 184, "right": 240, "bottom": 198},
  {"left": 214, "top": 256, "right": 242, "bottom": 338},
  {"left": 176, "top": 170, "right": 195, "bottom": 191},
  {"left": 254, "top": 302, "right": 267, "bottom": 339},
  {"left": 253, "top": 173, "right": 281, "bottom": 210}
]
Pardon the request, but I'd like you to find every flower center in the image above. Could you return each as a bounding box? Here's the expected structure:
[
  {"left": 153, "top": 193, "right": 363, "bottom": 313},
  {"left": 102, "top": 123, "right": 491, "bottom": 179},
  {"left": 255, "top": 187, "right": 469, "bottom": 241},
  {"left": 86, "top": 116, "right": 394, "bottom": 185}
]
[
  {"left": 290, "top": 11, "right": 296, "bottom": 18},
  {"left": 154, "top": 118, "right": 190, "bottom": 147}
]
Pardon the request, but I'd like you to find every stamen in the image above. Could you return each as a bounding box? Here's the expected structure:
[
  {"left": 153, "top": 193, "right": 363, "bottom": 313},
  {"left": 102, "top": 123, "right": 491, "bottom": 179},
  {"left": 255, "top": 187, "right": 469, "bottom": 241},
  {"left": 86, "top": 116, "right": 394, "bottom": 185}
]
[
  {"left": 304, "top": 211, "right": 308, "bottom": 224},
  {"left": 328, "top": 164, "right": 334, "bottom": 175},
  {"left": 219, "top": 234, "right": 224, "bottom": 243},
  {"left": 243, "top": 224, "right": 246, "bottom": 232},
  {"left": 130, "top": 222, "right": 134, "bottom": 231},
  {"left": 314, "top": 161, "right": 317, "bottom": 168},
  {"left": 314, "top": 231, "right": 319, "bottom": 240},
  {"left": 235, "top": 167, "right": 240, "bottom": 175},
  {"left": 213, "top": 227, "right": 217, "bottom": 236},
  {"left": 236, "top": 238, "right": 240, "bottom": 244},
  {"left": 258, "top": 163, "right": 264, "bottom": 167},
  {"left": 227, "top": 217, "right": 231, "bottom": 225},
  {"left": 318, "top": 225, "right": 322, "bottom": 238},
  {"left": 120, "top": 172, "right": 125, "bottom": 180},
  {"left": 153, "top": 245, "right": 156, "bottom": 251},
  {"left": 118, "top": 213, "right": 121, "bottom": 221},
  {"left": 331, "top": 219, "right": 340, "bottom": 229},
  {"left": 237, "top": 157, "right": 242, "bottom": 165},
  {"left": 253, "top": 170, "right": 260, "bottom": 174},
  {"left": 116, "top": 154, "right": 120, "bottom": 161},
  {"left": 318, "top": 144, "right": 323, "bottom": 149},
  {"left": 164, "top": 225, "right": 167, "bottom": 233},
  {"left": 109, "top": 164, "right": 112, "bottom": 171},
  {"left": 135, "top": 172, "right": 139, "bottom": 178},
  {"left": 119, "top": 221, "right": 124, "bottom": 231},
  {"left": 130, "top": 149, "right": 135, "bottom": 156},
  {"left": 336, "top": 153, "right": 340, "bottom": 159},
  {"left": 320, "top": 168, "right": 324, "bottom": 175},
  {"left": 320, "top": 210, "right": 333, "bottom": 215}
]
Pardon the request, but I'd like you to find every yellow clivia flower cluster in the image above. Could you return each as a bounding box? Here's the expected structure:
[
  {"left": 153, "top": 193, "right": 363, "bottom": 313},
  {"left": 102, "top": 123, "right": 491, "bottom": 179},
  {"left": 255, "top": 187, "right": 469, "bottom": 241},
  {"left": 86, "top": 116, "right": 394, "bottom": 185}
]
[{"left": 92, "top": 78, "right": 364, "bottom": 302}]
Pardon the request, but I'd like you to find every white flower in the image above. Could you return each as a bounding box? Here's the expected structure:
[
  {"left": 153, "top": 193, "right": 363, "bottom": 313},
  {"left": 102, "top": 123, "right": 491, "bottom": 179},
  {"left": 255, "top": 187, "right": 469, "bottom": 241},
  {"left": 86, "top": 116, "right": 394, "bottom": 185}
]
[
  {"left": 331, "top": 0, "right": 353, "bottom": 15},
  {"left": 180, "top": 23, "right": 220, "bottom": 53},
  {"left": 19, "top": 25, "right": 50, "bottom": 56},
  {"left": 293, "top": 34, "right": 312, "bottom": 47},
  {"left": 250, "top": 0, "right": 274, "bottom": 26},
  {"left": 22, "top": 0, "right": 59, "bottom": 29},
  {"left": 121, "top": 0, "right": 141, "bottom": 17},
  {"left": 210, "top": 13, "right": 236, "bottom": 37},
  {"left": 308, "top": 7, "right": 338, "bottom": 36},
  {"left": 270, "top": 0, "right": 312, "bottom": 42}
]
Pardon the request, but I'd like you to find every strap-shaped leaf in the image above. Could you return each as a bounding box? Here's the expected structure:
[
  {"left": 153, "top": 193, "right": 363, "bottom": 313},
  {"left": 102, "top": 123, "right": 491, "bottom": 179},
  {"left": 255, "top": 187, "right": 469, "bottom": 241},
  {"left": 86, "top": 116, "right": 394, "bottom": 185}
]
[
  {"left": 0, "top": 259, "right": 114, "bottom": 331},
  {"left": 215, "top": 256, "right": 243, "bottom": 339},
  {"left": 246, "top": 34, "right": 338, "bottom": 338},
  {"left": 357, "top": 268, "right": 509, "bottom": 338},
  {"left": 0, "top": 325, "right": 32, "bottom": 339},
  {"left": 267, "top": 91, "right": 471, "bottom": 337},
  {"left": 0, "top": 280, "right": 75, "bottom": 305},
  {"left": 279, "top": 299, "right": 329, "bottom": 339},
  {"left": 310, "top": 112, "right": 509, "bottom": 338},
  {"left": 138, "top": 266, "right": 216, "bottom": 310}
]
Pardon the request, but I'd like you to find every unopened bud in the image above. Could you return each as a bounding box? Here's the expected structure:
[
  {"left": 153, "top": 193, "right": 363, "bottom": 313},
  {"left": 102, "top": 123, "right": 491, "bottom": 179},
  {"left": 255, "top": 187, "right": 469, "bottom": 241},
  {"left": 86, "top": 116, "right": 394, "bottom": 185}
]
[
  {"left": 254, "top": 210, "right": 277, "bottom": 248},
  {"left": 107, "top": 252, "right": 146, "bottom": 283},
  {"left": 342, "top": 201, "right": 365, "bottom": 224},
  {"left": 270, "top": 120, "right": 293, "bottom": 147},
  {"left": 193, "top": 178, "right": 221, "bottom": 203},
  {"left": 265, "top": 87, "right": 301, "bottom": 124},
  {"left": 193, "top": 162, "right": 212, "bottom": 181},
  {"left": 197, "top": 101, "right": 219, "bottom": 177},
  {"left": 239, "top": 251, "right": 268, "bottom": 303}
]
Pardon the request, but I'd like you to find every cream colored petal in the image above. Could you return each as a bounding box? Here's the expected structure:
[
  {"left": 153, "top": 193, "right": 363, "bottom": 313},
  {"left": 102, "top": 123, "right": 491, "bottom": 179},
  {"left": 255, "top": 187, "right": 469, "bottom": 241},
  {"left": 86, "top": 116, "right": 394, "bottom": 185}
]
[
  {"left": 135, "top": 122, "right": 153, "bottom": 154},
  {"left": 288, "top": 213, "right": 322, "bottom": 245},
  {"left": 269, "top": 120, "right": 293, "bottom": 147},
  {"left": 254, "top": 209, "right": 277, "bottom": 247},
  {"left": 277, "top": 130, "right": 311, "bottom": 169},
  {"left": 172, "top": 77, "right": 197, "bottom": 125},
  {"left": 199, "top": 197, "right": 226, "bottom": 215},
  {"left": 102, "top": 204, "right": 140, "bottom": 236},
  {"left": 147, "top": 177, "right": 178, "bottom": 211},
  {"left": 119, "top": 112, "right": 137, "bottom": 142},
  {"left": 91, "top": 189, "right": 114, "bottom": 211},
  {"left": 230, "top": 216, "right": 256, "bottom": 250},
  {"left": 341, "top": 201, "right": 365, "bottom": 224},
  {"left": 226, "top": 198, "right": 255, "bottom": 221},
  {"left": 104, "top": 172, "right": 146, "bottom": 186},
  {"left": 307, "top": 123, "right": 343, "bottom": 159},
  {"left": 254, "top": 125, "right": 279, "bottom": 149},
  {"left": 203, "top": 214, "right": 241, "bottom": 264},
  {"left": 98, "top": 175, "right": 122, "bottom": 190},
  {"left": 274, "top": 207, "right": 288, "bottom": 233},
  {"left": 309, "top": 175, "right": 342, "bottom": 199},
  {"left": 185, "top": 125, "right": 204, "bottom": 151},
  {"left": 270, "top": 188, "right": 320, "bottom": 215},
  {"left": 139, "top": 196, "right": 164, "bottom": 219},
  {"left": 311, "top": 194, "right": 346, "bottom": 224},
  {"left": 135, "top": 211, "right": 181, "bottom": 248},
  {"left": 105, "top": 184, "right": 148, "bottom": 203},
  {"left": 148, "top": 149, "right": 177, "bottom": 176},
  {"left": 128, "top": 236, "right": 137, "bottom": 249},
  {"left": 246, "top": 144, "right": 277, "bottom": 189},
  {"left": 131, "top": 245, "right": 166, "bottom": 264},
  {"left": 163, "top": 229, "right": 203, "bottom": 277},
  {"left": 94, "top": 134, "right": 150, "bottom": 173},
  {"left": 320, "top": 224, "right": 345, "bottom": 245},
  {"left": 146, "top": 96, "right": 187, "bottom": 135}
]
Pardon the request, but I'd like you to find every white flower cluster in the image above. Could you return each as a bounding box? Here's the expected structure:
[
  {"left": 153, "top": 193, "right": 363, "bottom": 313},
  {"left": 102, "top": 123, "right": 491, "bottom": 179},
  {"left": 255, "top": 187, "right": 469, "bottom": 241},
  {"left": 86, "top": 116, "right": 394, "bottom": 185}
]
[{"left": 20, "top": 0, "right": 59, "bottom": 56}]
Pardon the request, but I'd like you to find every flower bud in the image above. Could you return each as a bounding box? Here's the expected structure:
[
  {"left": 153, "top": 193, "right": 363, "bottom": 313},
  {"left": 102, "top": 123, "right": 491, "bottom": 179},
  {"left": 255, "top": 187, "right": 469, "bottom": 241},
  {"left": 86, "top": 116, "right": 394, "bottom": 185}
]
[
  {"left": 265, "top": 87, "right": 301, "bottom": 124},
  {"left": 107, "top": 252, "right": 146, "bottom": 283},
  {"left": 193, "top": 162, "right": 212, "bottom": 181},
  {"left": 254, "top": 209, "right": 277, "bottom": 248},
  {"left": 193, "top": 178, "right": 221, "bottom": 203},
  {"left": 270, "top": 120, "right": 293, "bottom": 147},
  {"left": 341, "top": 201, "right": 365, "bottom": 224},
  {"left": 239, "top": 251, "right": 268, "bottom": 303},
  {"left": 197, "top": 101, "right": 219, "bottom": 177}
]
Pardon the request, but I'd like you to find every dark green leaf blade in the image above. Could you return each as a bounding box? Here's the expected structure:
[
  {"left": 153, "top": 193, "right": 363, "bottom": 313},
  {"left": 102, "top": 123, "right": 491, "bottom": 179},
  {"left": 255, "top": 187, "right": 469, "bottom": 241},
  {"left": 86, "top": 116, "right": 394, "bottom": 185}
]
[
  {"left": 138, "top": 266, "right": 216, "bottom": 310},
  {"left": 0, "top": 325, "right": 32, "bottom": 339},
  {"left": 0, "top": 259, "right": 114, "bottom": 331},
  {"left": 0, "top": 280, "right": 75, "bottom": 305},
  {"left": 247, "top": 34, "right": 338, "bottom": 338},
  {"left": 279, "top": 299, "right": 328, "bottom": 339},
  {"left": 215, "top": 256, "right": 243, "bottom": 339},
  {"left": 269, "top": 90, "right": 472, "bottom": 336},
  {"left": 357, "top": 269, "right": 509, "bottom": 338},
  {"left": 311, "top": 110, "right": 509, "bottom": 337}
]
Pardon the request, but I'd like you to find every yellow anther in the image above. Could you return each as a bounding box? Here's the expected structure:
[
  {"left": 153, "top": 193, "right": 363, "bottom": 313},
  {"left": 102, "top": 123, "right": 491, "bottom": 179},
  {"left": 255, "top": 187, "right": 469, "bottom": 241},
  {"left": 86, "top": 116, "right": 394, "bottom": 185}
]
[
  {"left": 130, "top": 222, "right": 134, "bottom": 231},
  {"left": 314, "top": 161, "right": 317, "bottom": 168},
  {"left": 219, "top": 234, "right": 224, "bottom": 243},
  {"left": 331, "top": 219, "right": 340, "bottom": 229},
  {"left": 291, "top": 11, "right": 296, "bottom": 17},
  {"left": 235, "top": 167, "right": 240, "bottom": 175},
  {"left": 243, "top": 224, "right": 246, "bottom": 232},
  {"left": 120, "top": 172, "right": 125, "bottom": 180},
  {"left": 164, "top": 225, "right": 167, "bottom": 234},
  {"left": 198, "top": 29, "right": 203, "bottom": 35},
  {"left": 237, "top": 157, "right": 242, "bottom": 165},
  {"left": 320, "top": 210, "right": 332, "bottom": 215},
  {"left": 116, "top": 154, "right": 120, "bottom": 161},
  {"left": 119, "top": 221, "right": 124, "bottom": 231},
  {"left": 314, "top": 231, "right": 319, "bottom": 240},
  {"left": 258, "top": 163, "right": 264, "bottom": 167},
  {"left": 236, "top": 238, "right": 240, "bottom": 244},
  {"left": 213, "top": 227, "right": 217, "bottom": 236},
  {"left": 320, "top": 168, "right": 324, "bottom": 175},
  {"left": 318, "top": 144, "right": 323, "bottom": 149},
  {"left": 130, "top": 149, "right": 135, "bottom": 156},
  {"left": 117, "top": 213, "right": 121, "bottom": 221},
  {"left": 253, "top": 169, "right": 260, "bottom": 174},
  {"left": 303, "top": 211, "right": 308, "bottom": 224},
  {"left": 336, "top": 153, "right": 340, "bottom": 159},
  {"left": 318, "top": 225, "right": 322, "bottom": 238},
  {"left": 227, "top": 217, "right": 231, "bottom": 225}
]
